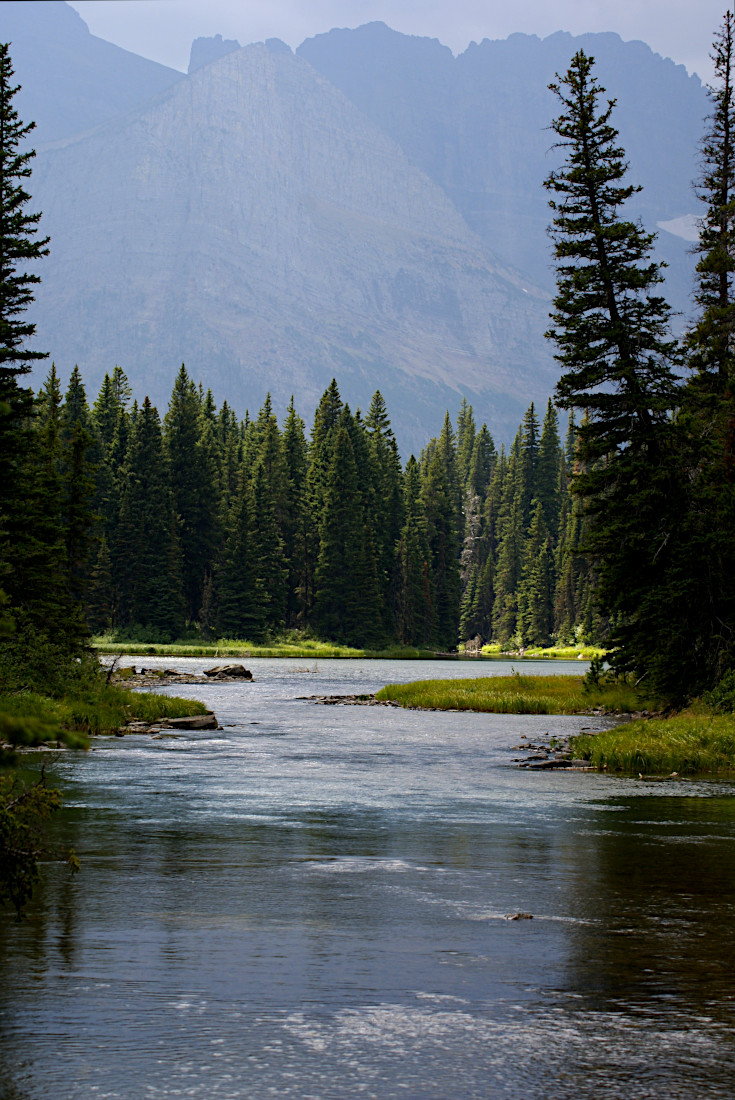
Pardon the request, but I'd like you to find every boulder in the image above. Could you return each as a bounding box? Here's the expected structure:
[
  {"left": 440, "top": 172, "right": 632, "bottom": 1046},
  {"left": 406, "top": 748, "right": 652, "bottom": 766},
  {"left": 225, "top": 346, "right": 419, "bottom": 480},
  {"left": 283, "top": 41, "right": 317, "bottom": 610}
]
[
  {"left": 203, "top": 664, "right": 253, "bottom": 680},
  {"left": 162, "top": 712, "right": 218, "bottom": 730}
]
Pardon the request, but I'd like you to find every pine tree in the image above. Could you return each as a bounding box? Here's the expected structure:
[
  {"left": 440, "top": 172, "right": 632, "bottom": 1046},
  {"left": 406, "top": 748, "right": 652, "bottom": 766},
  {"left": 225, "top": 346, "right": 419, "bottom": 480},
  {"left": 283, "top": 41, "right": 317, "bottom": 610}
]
[
  {"left": 115, "top": 398, "right": 184, "bottom": 638},
  {"left": 456, "top": 398, "right": 477, "bottom": 486},
  {"left": 517, "top": 500, "right": 554, "bottom": 646},
  {"left": 545, "top": 50, "right": 680, "bottom": 681},
  {"left": 491, "top": 436, "right": 524, "bottom": 645},
  {"left": 282, "top": 396, "right": 308, "bottom": 627},
  {"left": 365, "top": 391, "right": 404, "bottom": 619},
  {"left": 536, "top": 399, "right": 563, "bottom": 542},
  {"left": 216, "top": 468, "right": 260, "bottom": 640},
  {"left": 312, "top": 414, "right": 378, "bottom": 644},
  {"left": 0, "top": 43, "right": 55, "bottom": 642},
  {"left": 164, "top": 365, "right": 220, "bottom": 623},
  {"left": 421, "top": 445, "right": 460, "bottom": 650},
  {"left": 393, "top": 456, "right": 433, "bottom": 646}
]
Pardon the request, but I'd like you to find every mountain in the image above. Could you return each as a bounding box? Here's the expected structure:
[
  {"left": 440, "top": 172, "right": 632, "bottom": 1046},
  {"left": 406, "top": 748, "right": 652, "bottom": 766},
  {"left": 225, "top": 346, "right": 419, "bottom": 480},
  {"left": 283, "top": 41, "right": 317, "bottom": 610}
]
[
  {"left": 29, "top": 42, "right": 556, "bottom": 451},
  {"left": 5, "top": 7, "right": 711, "bottom": 447},
  {"left": 0, "top": 0, "right": 182, "bottom": 145},
  {"left": 298, "top": 22, "right": 708, "bottom": 318}
]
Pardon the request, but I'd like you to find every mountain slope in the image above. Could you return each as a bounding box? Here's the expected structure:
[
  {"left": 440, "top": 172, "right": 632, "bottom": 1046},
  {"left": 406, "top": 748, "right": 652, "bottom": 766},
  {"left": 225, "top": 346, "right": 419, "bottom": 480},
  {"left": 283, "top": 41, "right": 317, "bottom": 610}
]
[
  {"left": 298, "top": 23, "right": 708, "bottom": 317},
  {"left": 29, "top": 42, "right": 556, "bottom": 450},
  {"left": 0, "top": 1, "right": 182, "bottom": 145}
]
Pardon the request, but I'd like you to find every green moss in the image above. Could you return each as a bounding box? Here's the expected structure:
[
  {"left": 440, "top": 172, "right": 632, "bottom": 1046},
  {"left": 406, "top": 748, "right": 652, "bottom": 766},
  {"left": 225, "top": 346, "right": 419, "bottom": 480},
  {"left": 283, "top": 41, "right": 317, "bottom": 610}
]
[{"left": 375, "top": 674, "right": 646, "bottom": 714}]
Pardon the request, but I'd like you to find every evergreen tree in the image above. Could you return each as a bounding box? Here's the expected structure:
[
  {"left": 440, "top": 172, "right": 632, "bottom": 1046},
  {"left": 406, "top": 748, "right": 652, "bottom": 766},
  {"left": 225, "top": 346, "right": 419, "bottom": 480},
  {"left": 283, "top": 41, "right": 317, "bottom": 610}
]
[
  {"left": 456, "top": 398, "right": 477, "bottom": 486},
  {"left": 365, "top": 391, "right": 404, "bottom": 618},
  {"left": 60, "top": 367, "right": 98, "bottom": 610},
  {"left": 216, "top": 467, "right": 260, "bottom": 640},
  {"left": 164, "top": 365, "right": 220, "bottom": 623},
  {"left": 0, "top": 43, "right": 56, "bottom": 643},
  {"left": 393, "top": 456, "right": 433, "bottom": 646},
  {"left": 518, "top": 402, "right": 540, "bottom": 529},
  {"left": 115, "top": 398, "right": 184, "bottom": 637},
  {"left": 282, "top": 396, "right": 309, "bottom": 627},
  {"left": 688, "top": 10, "right": 735, "bottom": 391},
  {"left": 517, "top": 500, "right": 554, "bottom": 646},
  {"left": 249, "top": 459, "right": 288, "bottom": 636},
  {"left": 312, "top": 412, "right": 383, "bottom": 646},
  {"left": 545, "top": 50, "right": 680, "bottom": 682},
  {"left": 466, "top": 424, "right": 496, "bottom": 500},
  {"left": 421, "top": 445, "right": 460, "bottom": 650},
  {"left": 536, "top": 399, "right": 563, "bottom": 542}
]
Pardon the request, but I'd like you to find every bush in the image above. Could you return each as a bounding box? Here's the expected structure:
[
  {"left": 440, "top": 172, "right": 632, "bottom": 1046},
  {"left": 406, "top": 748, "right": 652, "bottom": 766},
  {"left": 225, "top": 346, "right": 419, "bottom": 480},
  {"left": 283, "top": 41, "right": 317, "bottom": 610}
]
[{"left": 704, "top": 669, "right": 735, "bottom": 713}]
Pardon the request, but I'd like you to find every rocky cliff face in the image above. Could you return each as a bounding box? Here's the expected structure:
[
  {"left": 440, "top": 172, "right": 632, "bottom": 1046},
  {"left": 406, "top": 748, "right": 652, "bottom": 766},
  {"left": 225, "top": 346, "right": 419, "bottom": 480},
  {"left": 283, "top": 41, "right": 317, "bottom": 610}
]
[
  {"left": 30, "top": 42, "right": 556, "bottom": 449},
  {"left": 10, "top": 8, "right": 709, "bottom": 448},
  {"left": 298, "top": 23, "right": 708, "bottom": 315}
]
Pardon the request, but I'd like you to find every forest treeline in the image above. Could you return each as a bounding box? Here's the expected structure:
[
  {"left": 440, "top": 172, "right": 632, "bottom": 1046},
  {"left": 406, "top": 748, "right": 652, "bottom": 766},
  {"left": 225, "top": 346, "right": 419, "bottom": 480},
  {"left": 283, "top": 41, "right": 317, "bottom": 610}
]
[{"left": 20, "top": 363, "right": 595, "bottom": 653}]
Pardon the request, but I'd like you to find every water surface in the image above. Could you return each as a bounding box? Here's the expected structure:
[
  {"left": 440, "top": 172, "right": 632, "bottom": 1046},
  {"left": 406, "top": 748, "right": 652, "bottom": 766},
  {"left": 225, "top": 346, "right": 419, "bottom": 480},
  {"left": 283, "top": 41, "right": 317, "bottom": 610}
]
[{"left": 1, "top": 658, "right": 734, "bottom": 1099}]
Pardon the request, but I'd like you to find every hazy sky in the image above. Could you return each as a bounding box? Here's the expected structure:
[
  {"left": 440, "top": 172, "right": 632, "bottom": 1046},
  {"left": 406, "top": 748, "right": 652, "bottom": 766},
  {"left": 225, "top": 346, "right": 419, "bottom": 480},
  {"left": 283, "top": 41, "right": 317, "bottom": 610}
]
[{"left": 67, "top": 0, "right": 727, "bottom": 83}]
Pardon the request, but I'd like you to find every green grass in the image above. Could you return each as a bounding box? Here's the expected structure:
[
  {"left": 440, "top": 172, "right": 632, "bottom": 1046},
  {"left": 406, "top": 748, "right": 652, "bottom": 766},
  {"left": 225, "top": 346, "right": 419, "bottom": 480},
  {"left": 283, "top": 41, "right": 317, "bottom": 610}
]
[
  {"left": 375, "top": 673, "right": 646, "bottom": 714},
  {"left": 571, "top": 709, "right": 735, "bottom": 775},
  {"left": 1, "top": 684, "right": 207, "bottom": 741},
  {"left": 93, "top": 637, "right": 439, "bottom": 660},
  {"left": 479, "top": 643, "right": 606, "bottom": 660}
]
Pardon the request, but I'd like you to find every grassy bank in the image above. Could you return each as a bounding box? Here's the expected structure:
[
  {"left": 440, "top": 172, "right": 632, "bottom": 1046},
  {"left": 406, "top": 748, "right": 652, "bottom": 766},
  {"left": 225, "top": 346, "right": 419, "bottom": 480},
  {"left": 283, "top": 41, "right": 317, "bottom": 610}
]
[
  {"left": 571, "top": 709, "right": 735, "bottom": 776},
  {"left": 479, "top": 643, "right": 605, "bottom": 660},
  {"left": 1, "top": 683, "right": 208, "bottom": 745},
  {"left": 93, "top": 638, "right": 439, "bottom": 660},
  {"left": 375, "top": 673, "right": 646, "bottom": 715}
]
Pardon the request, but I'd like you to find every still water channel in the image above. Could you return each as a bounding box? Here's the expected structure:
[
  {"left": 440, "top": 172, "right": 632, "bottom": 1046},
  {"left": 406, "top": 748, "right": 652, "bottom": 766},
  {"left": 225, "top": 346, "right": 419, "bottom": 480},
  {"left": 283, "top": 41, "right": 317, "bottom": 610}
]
[{"left": 1, "top": 657, "right": 735, "bottom": 1099}]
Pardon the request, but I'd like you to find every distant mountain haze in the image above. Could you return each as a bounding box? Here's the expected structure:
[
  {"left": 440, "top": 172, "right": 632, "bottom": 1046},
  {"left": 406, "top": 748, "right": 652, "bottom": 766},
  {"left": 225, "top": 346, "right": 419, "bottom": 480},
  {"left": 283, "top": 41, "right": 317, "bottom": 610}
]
[
  {"left": 2, "top": 4, "right": 709, "bottom": 448},
  {"left": 298, "top": 23, "right": 707, "bottom": 311},
  {"left": 0, "top": 1, "right": 182, "bottom": 145},
  {"left": 29, "top": 41, "right": 555, "bottom": 449}
]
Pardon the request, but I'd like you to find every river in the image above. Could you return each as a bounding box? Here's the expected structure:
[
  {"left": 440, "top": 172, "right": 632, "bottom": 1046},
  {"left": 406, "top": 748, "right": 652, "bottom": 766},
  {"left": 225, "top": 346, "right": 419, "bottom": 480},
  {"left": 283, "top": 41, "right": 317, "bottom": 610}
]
[{"left": 1, "top": 657, "right": 734, "bottom": 1099}]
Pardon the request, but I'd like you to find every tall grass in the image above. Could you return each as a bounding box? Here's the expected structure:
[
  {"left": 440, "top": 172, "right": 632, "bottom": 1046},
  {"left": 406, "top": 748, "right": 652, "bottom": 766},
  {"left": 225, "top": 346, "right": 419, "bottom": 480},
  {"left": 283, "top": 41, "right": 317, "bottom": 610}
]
[
  {"left": 94, "top": 638, "right": 439, "bottom": 660},
  {"left": 571, "top": 710, "right": 735, "bottom": 775},
  {"left": 375, "top": 674, "right": 646, "bottom": 714},
  {"left": 479, "top": 643, "right": 605, "bottom": 660},
  {"left": 1, "top": 684, "right": 207, "bottom": 739}
]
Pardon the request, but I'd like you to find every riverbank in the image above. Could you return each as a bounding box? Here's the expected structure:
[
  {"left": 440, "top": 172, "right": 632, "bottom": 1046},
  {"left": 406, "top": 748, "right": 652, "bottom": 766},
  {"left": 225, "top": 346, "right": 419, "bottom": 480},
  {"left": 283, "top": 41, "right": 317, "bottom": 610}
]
[
  {"left": 0, "top": 674, "right": 209, "bottom": 753},
  {"left": 93, "top": 636, "right": 603, "bottom": 662},
  {"left": 571, "top": 708, "right": 735, "bottom": 776},
  {"left": 374, "top": 673, "right": 735, "bottom": 777}
]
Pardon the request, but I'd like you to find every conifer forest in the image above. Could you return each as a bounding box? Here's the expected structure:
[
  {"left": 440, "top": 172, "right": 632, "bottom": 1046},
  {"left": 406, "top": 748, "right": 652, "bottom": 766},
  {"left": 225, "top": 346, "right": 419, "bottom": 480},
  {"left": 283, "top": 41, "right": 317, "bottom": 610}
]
[
  {"left": 22, "top": 364, "right": 587, "bottom": 654},
  {"left": 2, "top": 13, "right": 735, "bottom": 713}
]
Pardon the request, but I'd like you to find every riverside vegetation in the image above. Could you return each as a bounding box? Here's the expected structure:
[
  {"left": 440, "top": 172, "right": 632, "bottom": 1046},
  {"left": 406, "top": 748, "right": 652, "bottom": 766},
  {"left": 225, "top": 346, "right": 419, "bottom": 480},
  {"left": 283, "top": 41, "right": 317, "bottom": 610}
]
[{"left": 4, "top": 15, "right": 735, "bottom": 912}]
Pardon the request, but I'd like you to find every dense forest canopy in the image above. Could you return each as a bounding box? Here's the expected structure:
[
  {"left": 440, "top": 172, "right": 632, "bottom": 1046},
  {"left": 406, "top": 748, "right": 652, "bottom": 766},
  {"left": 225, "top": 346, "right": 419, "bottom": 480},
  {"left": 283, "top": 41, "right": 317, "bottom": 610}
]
[{"left": 23, "top": 364, "right": 591, "bottom": 654}]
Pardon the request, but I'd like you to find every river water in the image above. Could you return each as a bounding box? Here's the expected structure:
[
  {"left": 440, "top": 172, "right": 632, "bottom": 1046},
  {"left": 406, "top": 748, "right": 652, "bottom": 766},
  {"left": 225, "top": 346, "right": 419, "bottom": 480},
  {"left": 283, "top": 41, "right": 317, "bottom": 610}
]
[{"left": 1, "top": 657, "right": 735, "bottom": 1099}]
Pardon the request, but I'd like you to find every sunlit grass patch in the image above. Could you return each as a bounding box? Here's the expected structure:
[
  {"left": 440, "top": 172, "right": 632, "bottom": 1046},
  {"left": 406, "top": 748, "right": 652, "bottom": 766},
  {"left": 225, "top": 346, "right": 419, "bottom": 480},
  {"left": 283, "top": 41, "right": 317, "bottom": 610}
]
[
  {"left": 479, "top": 643, "right": 605, "bottom": 660},
  {"left": 571, "top": 710, "right": 735, "bottom": 775},
  {"left": 93, "top": 637, "right": 437, "bottom": 660},
  {"left": 375, "top": 674, "right": 645, "bottom": 714}
]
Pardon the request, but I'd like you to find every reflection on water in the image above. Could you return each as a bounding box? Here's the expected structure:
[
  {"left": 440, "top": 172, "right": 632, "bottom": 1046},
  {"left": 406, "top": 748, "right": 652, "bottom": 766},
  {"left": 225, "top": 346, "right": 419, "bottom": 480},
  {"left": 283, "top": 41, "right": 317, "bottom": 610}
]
[{"left": 1, "top": 658, "right": 734, "bottom": 1099}]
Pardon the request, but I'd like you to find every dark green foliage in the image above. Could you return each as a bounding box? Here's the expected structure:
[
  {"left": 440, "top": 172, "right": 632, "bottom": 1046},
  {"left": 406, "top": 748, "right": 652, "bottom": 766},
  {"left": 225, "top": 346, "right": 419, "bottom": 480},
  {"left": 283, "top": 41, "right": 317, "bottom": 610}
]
[
  {"left": 114, "top": 397, "right": 184, "bottom": 638},
  {"left": 0, "top": 770, "right": 78, "bottom": 917},
  {"left": 517, "top": 501, "right": 554, "bottom": 647},
  {"left": 393, "top": 456, "right": 433, "bottom": 646},
  {"left": 164, "top": 365, "right": 220, "bottom": 623},
  {"left": 282, "top": 396, "right": 309, "bottom": 627},
  {"left": 545, "top": 50, "right": 680, "bottom": 682},
  {"left": 216, "top": 468, "right": 259, "bottom": 639},
  {"left": 421, "top": 444, "right": 460, "bottom": 650},
  {"left": 312, "top": 411, "right": 384, "bottom": 646}
]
